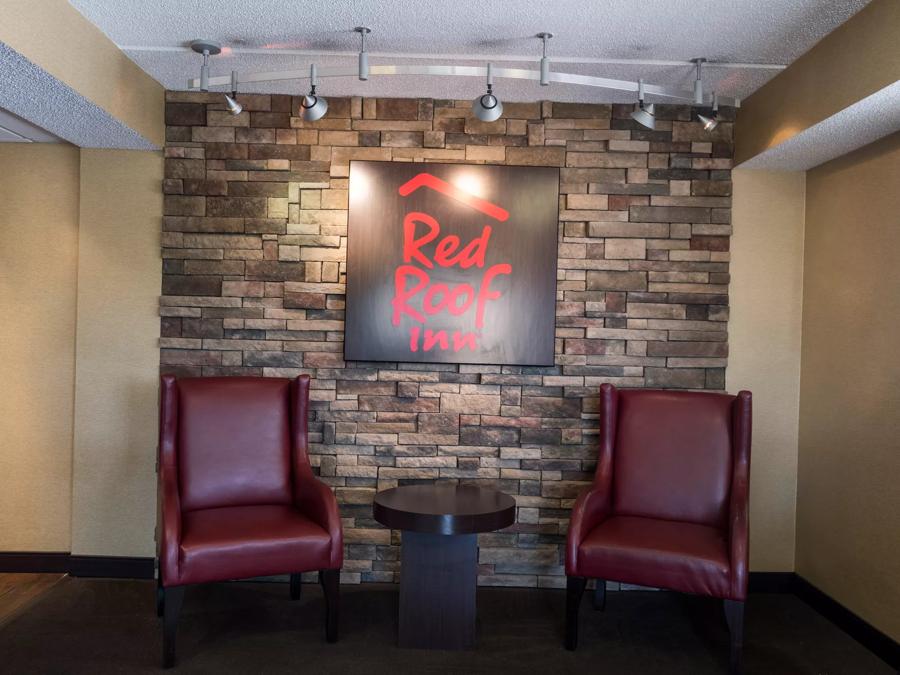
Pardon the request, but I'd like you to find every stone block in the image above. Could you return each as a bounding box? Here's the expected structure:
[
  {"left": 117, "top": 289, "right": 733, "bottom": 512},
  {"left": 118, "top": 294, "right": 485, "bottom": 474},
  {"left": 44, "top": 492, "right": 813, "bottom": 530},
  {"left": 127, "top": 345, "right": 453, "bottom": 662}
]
[
  {"left": 164, "top": 195, "right": 205, "bottom": 216},
  {"left": 551, "top": 102, "right": 611, "bottom": 119},
  {"left": 166, "top": 103, "right": 206, "bottom": 126},
  {"left": 162, "top": 275, "right": 221, "bottom": 296},
  {"left": 376, "top": 98, "right": 420, "bottom": 120},
  {"left": 521, "top": 396, "right": 581, "bottom": 418},
  {"left": 381, "top": 131, "right": 423, "bottom": 147},
  {"left": 505, "top": 146, "right": 565, "bottom": 167},
  {"left": 586, "top": 270, "right": 647, "bottom": 291},
  {"left": 165, "top": 158, "right": 206, "bottom": 180},
  {"left": 605, "top": 238, "right": 647, "bottom": 260},
  {"left": 645, "top": 367, "right": 706, "bottom": 389},
  {"left": 207, "top": 197, "right": 267, "bottom": 218},
  {"left": 440, "top": 394, "right": 501, "bottom": 415}
]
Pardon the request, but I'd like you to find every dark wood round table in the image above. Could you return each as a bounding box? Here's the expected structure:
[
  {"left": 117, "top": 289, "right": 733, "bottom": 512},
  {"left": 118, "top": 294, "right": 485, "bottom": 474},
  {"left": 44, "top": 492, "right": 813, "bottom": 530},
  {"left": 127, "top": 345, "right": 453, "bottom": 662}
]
[{"left": 374, "top": 484, "right": 516, "bottom": 650}]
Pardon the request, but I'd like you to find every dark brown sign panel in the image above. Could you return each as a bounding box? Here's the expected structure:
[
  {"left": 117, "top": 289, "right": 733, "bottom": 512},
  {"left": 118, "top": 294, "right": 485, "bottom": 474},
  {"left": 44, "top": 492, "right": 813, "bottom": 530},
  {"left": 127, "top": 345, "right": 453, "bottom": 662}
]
[{"left": 345, "top": 161, "right": 560, "bottom": 366}]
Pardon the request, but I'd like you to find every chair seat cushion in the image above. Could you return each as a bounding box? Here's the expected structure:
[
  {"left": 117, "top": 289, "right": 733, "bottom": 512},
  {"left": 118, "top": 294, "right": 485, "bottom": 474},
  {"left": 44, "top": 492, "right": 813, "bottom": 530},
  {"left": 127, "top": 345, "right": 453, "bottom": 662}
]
[
  {"left": 178, "top": 505, "right": 332, "bottom": 585},
  {"left": 578, "top": 515, "right": 731, "bottom": 598}
]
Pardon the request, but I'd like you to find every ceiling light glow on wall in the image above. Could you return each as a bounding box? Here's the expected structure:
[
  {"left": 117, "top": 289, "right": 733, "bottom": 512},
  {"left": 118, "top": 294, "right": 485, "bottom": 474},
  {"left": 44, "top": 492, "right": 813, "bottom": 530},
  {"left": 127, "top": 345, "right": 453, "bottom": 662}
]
[
  {"left": 301, "top": 63, "right": 328, "bottom": 121},
  {"left": 355, "top": 26, "right": 371, "bottom": 81},
  {"left": 630, "top": 78, "right": 655, "bottom": 130},
  {"left": 537, "top": 32, "right": 553, "bottom": 86},
  {"left": 190, "top": 39, "right": 222, "bottom": 92},
  {"left": 698, "top": 92, "right": 719, "bottom": 131},
  {"left": 472, "top": 62, "right": 503, "bottom": 122},
  {"left": 224, "top": 70, "right": 243, "bottom": 115}
]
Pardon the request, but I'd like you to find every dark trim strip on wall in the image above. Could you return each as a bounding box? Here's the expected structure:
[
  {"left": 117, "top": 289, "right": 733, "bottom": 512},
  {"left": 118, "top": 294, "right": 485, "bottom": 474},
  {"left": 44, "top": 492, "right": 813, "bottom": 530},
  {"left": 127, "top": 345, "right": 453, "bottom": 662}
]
[
  {"left": 67, "top": 555, "right": 155, "bottom": 579},
  {"left": 0, "top": 555, "right": 896, "bottom": 667},
  {"left": 0, "top": 552, "right": 154, "bottom": 579},
  {"left": 792, "top": 576, "right": 899, "bottom": 670},
  {"left": 749, "top": 572, "right": 897, "bottom": 669},
  {"left": 747, "top": 571, "right": 795, "bottom": 593},
  {"left": 0, "top": 552, "right": 71, "bottom": 574}
]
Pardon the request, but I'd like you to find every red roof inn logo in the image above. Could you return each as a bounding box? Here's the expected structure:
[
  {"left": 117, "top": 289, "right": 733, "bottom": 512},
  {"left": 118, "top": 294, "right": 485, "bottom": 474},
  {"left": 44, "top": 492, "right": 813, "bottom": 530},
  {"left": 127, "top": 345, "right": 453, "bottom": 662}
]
[
  {"left": 345, "top": 161, "right": 560, "bottom": 366},
  {"left": 393, "top": 173, "right": 511, "bottom": 355}
]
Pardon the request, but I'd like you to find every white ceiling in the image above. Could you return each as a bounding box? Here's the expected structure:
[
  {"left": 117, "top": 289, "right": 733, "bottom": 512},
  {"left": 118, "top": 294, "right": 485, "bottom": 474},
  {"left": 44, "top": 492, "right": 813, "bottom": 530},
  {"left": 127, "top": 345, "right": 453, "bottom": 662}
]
[
  {"left": 0, "top": 42, "right": 156, "bottom": 149},
  {"left": 69, "top": 0, "right": 870, "bottom": 103}
]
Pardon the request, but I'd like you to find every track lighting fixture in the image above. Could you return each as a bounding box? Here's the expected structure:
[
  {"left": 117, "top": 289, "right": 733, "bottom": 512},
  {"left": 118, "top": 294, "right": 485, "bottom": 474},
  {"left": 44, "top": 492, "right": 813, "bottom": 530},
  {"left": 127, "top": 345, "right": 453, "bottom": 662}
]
[
  {"left": 224, "top": 70, "right": 242, "bottom": 115},
  {"left": 630, "top": 78, "right": 655, "bottom": 130},
  {"left": 300, "top": 63, "right": 328, "bottom": 121},
  {"left": 537, "top": 32, "right": 553, "bottom": 86},
  {"left": 698, "top": 92, "right": 719, "bottom": 131},
  {"left": 691, "top": 57, "right": 706, "bottom": 105},
  {"left": 355, "top": 26, "right": 371, "bottom": 81},
  {"left": 472, "top": 63, "right": 503, "bottom": 122},
  {"left": 190, "top": 39, "right": 222, "bottom": 92},
  {"left": 186, "top": 36, "right": 745, "bottom": 111}
]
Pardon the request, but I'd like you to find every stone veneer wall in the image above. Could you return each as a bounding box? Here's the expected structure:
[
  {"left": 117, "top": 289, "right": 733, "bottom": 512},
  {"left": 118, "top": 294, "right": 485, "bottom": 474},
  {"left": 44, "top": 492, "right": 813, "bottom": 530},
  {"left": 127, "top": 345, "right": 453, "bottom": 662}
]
[{"left": 161, "top": 92, "right": 734, "bottom": 587}]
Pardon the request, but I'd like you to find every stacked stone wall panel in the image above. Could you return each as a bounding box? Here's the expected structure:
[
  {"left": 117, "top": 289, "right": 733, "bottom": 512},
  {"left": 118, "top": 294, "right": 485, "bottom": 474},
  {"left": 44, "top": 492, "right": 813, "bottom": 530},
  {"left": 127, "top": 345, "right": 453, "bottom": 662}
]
[{"left": 162, "top": 92, "right": 734, "bottom": 587}]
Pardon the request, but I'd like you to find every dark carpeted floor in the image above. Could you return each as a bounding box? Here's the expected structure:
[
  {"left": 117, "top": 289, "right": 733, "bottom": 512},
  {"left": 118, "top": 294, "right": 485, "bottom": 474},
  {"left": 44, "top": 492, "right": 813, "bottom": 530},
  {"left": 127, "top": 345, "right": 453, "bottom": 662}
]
[{"left": 0, "top": 577, "right": 891, "bottom": 674}]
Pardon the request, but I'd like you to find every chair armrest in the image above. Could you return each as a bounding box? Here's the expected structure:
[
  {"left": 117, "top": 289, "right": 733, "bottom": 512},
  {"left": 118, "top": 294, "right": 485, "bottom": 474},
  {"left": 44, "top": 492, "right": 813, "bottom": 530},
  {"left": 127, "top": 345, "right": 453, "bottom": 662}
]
[
  {"left": 158, "top": 467, "right": 182, "bottom": 584},
  {"left": 565, "top": 487, "right": 611, "bottom": 575},
  {"left": 158, "top": 374, "right": 182, "bottom": 586},
  {"left": 728, "top": 390, "right": 752, "bottom": 600},
  {"left": 295, "top": 478, "right": 343, "bottom": 569},
  {"left": 729, "top": 494, "right": 749, "bottom": 599}
]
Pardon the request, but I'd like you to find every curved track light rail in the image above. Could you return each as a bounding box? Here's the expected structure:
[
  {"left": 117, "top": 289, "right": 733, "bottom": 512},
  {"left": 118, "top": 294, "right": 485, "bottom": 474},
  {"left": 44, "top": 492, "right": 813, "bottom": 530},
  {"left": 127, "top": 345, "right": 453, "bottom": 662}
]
[{"left": 189, "top": 63, "right": 740, "bottom": 107}]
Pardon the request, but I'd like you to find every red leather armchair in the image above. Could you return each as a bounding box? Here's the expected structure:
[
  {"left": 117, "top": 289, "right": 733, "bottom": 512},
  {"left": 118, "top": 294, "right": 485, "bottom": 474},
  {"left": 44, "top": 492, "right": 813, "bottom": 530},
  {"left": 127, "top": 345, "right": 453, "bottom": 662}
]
[
  {"left": 565, "top": 384, "right": 751, "bottom": 673},
  {"left": 157, "top": 374, "right": 343, "bottom": 667}
]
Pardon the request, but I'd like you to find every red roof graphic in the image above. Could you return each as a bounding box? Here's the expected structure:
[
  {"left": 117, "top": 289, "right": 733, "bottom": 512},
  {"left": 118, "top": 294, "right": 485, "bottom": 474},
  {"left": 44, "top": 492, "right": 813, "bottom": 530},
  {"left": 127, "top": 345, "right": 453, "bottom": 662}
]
[{"left": 398, "top": 172, "right": 510, "bottom": 222}]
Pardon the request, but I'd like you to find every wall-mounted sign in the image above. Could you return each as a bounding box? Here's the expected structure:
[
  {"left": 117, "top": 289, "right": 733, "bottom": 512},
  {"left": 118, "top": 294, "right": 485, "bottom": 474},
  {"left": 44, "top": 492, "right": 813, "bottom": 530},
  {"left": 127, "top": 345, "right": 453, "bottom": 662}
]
[{"left": 345, "top": 161, "right": 560, "bottom": 366}]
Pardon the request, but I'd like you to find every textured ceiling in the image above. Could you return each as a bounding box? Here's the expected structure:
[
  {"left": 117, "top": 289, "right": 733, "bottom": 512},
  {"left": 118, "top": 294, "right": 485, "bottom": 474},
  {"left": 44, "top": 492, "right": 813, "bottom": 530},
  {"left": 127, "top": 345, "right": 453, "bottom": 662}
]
[
  {"left": 0, "top": 43, "right": 155, "bottom": 149},
  {"left": 69, "top": 0, "right": 870, "bottom": 103},
  {"left": 740, "top": 81, "right": 900, "bottom": 170}
]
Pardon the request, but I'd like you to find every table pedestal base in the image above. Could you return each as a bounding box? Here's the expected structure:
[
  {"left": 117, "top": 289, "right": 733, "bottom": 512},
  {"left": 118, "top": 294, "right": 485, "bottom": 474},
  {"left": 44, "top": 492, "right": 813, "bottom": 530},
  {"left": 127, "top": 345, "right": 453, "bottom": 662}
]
[{"left": 399, "top": 531, "right": 477, "bottom": 650}]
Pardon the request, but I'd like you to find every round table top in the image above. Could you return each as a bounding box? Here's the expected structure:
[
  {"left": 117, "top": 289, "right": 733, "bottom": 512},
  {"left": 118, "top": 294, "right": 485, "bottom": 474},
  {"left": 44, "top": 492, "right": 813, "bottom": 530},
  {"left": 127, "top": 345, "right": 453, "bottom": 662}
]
[{"left": 373, "top": 484, "right": 516, "bottom": 535}]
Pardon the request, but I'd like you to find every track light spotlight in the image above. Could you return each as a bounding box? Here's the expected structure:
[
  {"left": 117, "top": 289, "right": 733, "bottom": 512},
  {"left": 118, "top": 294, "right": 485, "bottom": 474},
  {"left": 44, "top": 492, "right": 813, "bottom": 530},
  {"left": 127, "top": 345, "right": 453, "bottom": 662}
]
[
  {"left": 224, "top": 70, "right": 242, "bottom": 115},
  {"left": 698, "top": 92, "right": 719, "bottom": 132},
  {"left": 630, "top": 78, "right": 656, "bottom": 130},
  {"left": 537, "top": 32, "right": 553, "bottom": 86},
  {"left": 301, "top": 63, "right": 328, "bottom": 121},
  {"left": 355, "top": 26, "right": 371, "bottom": 81},
  {"left": 691, "top": 57, "right": 706, "bottom": 105},
  {"left": 472, "top": 63, "right": 503, "bottom": 122},
  {"left": 190, "top": 40, "right": 222, "bottom": 92}
]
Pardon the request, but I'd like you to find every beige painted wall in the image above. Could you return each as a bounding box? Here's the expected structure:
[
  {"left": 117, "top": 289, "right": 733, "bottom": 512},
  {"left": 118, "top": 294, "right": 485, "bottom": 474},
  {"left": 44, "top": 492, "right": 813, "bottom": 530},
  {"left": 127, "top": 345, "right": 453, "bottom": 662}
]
[
  {"left": 70, "top": 149, "right": 163, "bottom": 556},
  {"left": 0, "top": 0, "right": 165, "bottom": 147},
  {"left": 797, "top": 132, "right": 900, "bottom": 640},
  {"left": 728, "top": 170, "right": 806, "bottom": 571},
  {"left": 736, "top": 0, "right": 900, "bottom": 164},
  {"left": 0, "top": 144, "right": 80, "bottom": 551}
]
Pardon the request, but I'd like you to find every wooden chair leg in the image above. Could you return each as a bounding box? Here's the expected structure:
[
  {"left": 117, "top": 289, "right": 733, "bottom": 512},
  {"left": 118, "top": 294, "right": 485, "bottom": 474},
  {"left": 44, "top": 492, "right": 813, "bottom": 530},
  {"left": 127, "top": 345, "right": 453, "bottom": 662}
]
[
  {"left": 162, "top": 585, "right": 185, "bottom": 669},
  {"left": 724, "top": 599, "right": 745, "bottom": 675},
  {"left": 565, "top": 576, "right": 587, "bottom": 651},
  {"left": 593, "top": 579, "right": 606, "bottom": 611},
  {"left": 319, "top": 569, "right": 339, "bottom": 643},
  {"left": 156, "top": 574, "right": 165, "bottom": 617},
  {"left": 290, "top": 573, "right": 302, "bottom": 601}
]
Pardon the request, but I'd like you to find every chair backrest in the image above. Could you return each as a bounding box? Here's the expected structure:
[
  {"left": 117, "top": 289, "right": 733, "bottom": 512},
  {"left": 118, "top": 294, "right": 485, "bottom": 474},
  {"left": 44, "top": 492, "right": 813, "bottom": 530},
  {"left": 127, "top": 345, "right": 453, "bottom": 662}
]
[
  {"left": 176, "top": 377, "right": 293, "bottom": 511},
  {"left": 612, "top": 389, "right": 735, "bottom": 528}
]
